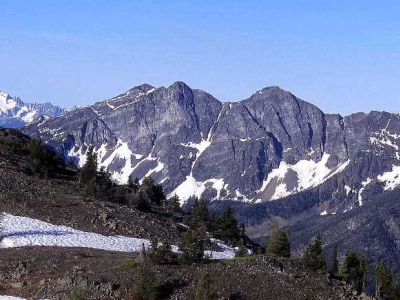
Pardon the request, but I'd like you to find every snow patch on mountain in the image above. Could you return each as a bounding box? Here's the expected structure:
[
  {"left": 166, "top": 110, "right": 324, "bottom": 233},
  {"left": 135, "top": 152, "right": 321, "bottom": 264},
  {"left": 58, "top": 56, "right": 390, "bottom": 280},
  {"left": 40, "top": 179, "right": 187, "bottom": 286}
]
[
  {"left": 68, "top": 140, "right": 149, "bottom": 184},
  {"left": 0, "top": 213, "right": 236, "bottom": 259},
  {"left": 168, "top": 176, "right": 228, "bottom": 205},
  {"left": 378, "top": 165, "right": 400, "bottom": 191},
  {"left": 97, "top": 140, "right": 138, "bottom": 184},
  {"left": 0, "top": 213, "right": 153, "bottom": 252},
  {"left": 257, "top": 153, "right": 350, "bottom": 200},
  {"left": 357, "top": 178, "right": 372, "bottom": 206}
]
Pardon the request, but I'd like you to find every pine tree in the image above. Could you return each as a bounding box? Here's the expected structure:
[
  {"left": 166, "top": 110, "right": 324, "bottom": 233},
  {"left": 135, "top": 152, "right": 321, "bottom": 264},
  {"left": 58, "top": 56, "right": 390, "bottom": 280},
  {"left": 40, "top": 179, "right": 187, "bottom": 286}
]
[
  {"left": 141, "top": 176, "right": 165, "bottom": 205},
  {"left": 178, "top": 226, "right": 209, "bottom": 264},
  {"left": 266, "top": 225, "right": 291, "bottom": 258},
  {"left": 79, "top": 146, "right": 98, "bottom": 197},
  {"left": 235, "top": 238, "right": 248, "bottom": 258},
  {"left": 127, "top": 175, "right": 134, "bottom": 190},
  {"left": 302, "top": 234, "right": 326, "bottom": 271},
  {"left": 0, "top": 213, "right": 4, "bottom": 242},
  {"left": 330, "top": 245, "right": 339, "bottom": 277},
  {"left": 132, "top": 190, "right": 151, "bottom": 211},
  {"left": 188, "top": 198, "right": 211, "bottom": 230},
  {"left": 375, "top": 262, "right": 393, "bottom": 298},
  {"left": 135, "top": 245, "right": 159, "bottom": 300},
  {"left": 79, "top": 146, "right": 98, "bottom": 184},
  {"left": 339, "top": 251, "right": 368, "bottom": 293},
  {"left": 166, "top": 195, "right": 181, "bottom": 213},
  {"left": 214, "top": 206, "right": 240, "bottom": 242},
  {"left": 194, "top": 272, "right": 214, "bottom": 300},
  {"left": 133, "top": 177, "right": 140, "bottom": 193}
]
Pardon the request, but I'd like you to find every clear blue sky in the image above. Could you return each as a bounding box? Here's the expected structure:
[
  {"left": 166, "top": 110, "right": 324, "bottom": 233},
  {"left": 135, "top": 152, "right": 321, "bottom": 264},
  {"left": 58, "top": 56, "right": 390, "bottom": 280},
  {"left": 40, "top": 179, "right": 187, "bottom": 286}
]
[{"left": 1, "top": 1, "right": 400, "bottom": 115}]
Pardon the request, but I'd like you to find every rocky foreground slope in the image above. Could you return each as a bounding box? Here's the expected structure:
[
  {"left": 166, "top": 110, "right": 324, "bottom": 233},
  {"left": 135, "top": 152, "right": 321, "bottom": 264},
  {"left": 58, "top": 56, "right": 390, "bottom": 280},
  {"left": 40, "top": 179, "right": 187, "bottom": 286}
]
[{"left": 0, "top": 248, "right": 356, "bottom": 299}]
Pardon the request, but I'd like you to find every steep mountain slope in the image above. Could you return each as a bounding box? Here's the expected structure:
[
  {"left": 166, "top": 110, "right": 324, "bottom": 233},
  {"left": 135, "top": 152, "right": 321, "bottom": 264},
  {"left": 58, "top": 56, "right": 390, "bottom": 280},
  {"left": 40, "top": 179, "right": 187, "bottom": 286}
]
[
  {"left": 0, "top": 128, "right": 357, "bottom": 300},
  {"left": 22, "top": 82, "right": 400, "bottom": 213},
  {"left": 0, "top": 90, "right": 65, "bottom": 128}
]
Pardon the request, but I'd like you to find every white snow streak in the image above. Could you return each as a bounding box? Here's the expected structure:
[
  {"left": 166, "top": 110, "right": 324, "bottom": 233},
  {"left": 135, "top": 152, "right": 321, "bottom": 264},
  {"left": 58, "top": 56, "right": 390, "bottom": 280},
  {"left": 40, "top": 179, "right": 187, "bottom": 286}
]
[
  {"left": 0, "top": 213, "right": 235, "bottom": 260},
  {"left": 378, "top": 165, "right": 400, "bottom": 191},
  {"left": 357, "top": 178, "right": 372, "bottom": 206}
]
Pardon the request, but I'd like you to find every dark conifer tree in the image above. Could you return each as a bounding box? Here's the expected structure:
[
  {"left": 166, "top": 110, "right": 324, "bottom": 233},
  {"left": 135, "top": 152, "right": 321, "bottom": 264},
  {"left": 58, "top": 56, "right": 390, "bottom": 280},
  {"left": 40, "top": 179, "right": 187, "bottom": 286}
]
[
  {"left": 214, "top": 206, "right": 240, "bottom": 242},
  {"left": 339, "top": 251, "right": 368, "bottom": 292},
  {"left": 194, "top": 272, "right": 214, "bottom": 300},
  {"left": 375, "top": 262, "right": 393, "bottom": 298},
  {"left": 127, "top": 175, "right": 134, "bottom": 190},
  {"left": 141, "top": 176, "right": 165, "bottom": 205},
  {"left": 302, "top": 234, "right": 326, "bottom": 271},
  {"left": 266, "top": 225, "right": 291, "bottom": 258},
  {"left": 330, "top": 245, "right": 339, "bottom": 277},
  {"left": 178, "top": 226, "right": 209, "bottom": 264},
  {"left": 188, "top": 198, "right": 211, "bottom": 230},
  {"left": 134, "top": 244, "right": 159, "bottom": 299},
  {"left": 79, "top": 146, "right": 99, "bottom": 197}
]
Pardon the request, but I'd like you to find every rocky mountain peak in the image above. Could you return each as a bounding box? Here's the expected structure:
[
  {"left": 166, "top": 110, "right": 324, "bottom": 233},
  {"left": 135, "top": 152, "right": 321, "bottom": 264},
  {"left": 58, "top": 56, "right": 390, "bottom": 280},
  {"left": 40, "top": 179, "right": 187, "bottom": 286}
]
[
  {"left": 0, "top": 90, "right": 65, "bottom": 128},
  {"left": 134, "top": 83, "right": 156, "bottom": 92}
]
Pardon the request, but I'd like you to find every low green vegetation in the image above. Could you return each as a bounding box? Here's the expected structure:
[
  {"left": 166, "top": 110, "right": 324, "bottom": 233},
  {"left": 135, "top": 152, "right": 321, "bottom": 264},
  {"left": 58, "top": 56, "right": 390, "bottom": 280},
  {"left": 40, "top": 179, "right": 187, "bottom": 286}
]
[{"left": 115, "top": 259, "right": 137, "bottom": 270}]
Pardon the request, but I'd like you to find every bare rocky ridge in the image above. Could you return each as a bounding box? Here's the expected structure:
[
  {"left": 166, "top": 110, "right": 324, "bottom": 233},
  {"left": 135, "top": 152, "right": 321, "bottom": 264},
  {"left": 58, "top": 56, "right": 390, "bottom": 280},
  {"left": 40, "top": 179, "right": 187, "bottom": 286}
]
[{"left": 21, "top": 83, "right": 400, "bottom": 215}]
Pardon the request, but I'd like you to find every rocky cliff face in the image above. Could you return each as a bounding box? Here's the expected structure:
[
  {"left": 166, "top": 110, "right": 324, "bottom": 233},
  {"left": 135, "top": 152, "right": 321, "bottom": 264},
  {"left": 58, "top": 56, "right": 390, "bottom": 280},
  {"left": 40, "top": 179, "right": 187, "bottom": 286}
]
[
  {"left": 22, "top": 82, "right": 400, "bottom": 214},
  {"left": 0, "top": 90, "right": 65, "bottom": 128}
]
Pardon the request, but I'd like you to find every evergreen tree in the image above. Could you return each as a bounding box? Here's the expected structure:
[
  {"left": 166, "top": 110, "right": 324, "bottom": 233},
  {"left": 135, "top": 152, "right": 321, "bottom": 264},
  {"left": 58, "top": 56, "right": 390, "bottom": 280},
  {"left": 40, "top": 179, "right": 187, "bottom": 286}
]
[
  {"left": 27, "top": 139, "right": 57, "bottom": 176},
  {"left": 214, "top": 206, "right": 240, "bottom": 242},
  {"left": 97, "top": 167, "right": 113, "bottom": 200},
  {"left": 79, "top": 146, "right": 98, "bottom": 184},
  {"left": 266, "top": 225, "right": 291, "bottom": 258},
  {"left": 141, "top": 176, "right": 165, "bottom": 205},
  {"left": 79, "top": 146, "right": 98, "bottom": 197},
  {"left": 133, "top": 177, "right": 140, "bottom": 193},
  {"left": 127, "top": 175, "right": 134, "bottom": 190},
  {"left": 339, "top": 251, "right": 368, "bottom": 293},
  {"left": 375, "top": 262, "right": 393, "bottom": 298},
  {"left": 132, "top": 190, "right": 151, "bottom": 211},
  {"left": 178, "top": 226, "right": 209, "bottom": 264},
  {"left": 134, "top": 257, "right": 159, "bottom": 299},
  {"left": 194, "top": 271, "right": 214, "bottom": 300},
  {"left": 302, "top": 234, "right": 326, "bottom": 271},
  {"left": 330, "top": 245, "right": 339, "bottom": 277},
  {"left": 0, "top": 213, "right": 4, "bottom": 242},
  {"left": 28, "top": 139, "right": 44, "bottom": 174},
  {"left": 149, "top": 238, "right": 174, "bottom": 264},
  {"left": 166, "top": 195, "right": 181, "bottom": 213},
  {"left": 188, "top": 198, "right": 211, "bottom": 230},
  {"left": 235, "top": 238, "right": 248, "bottom": 258}
]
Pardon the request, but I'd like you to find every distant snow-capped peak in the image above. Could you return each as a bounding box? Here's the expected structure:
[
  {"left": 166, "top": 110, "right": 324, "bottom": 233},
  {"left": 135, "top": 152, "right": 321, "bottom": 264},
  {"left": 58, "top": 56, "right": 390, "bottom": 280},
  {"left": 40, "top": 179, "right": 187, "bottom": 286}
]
[{"left": 0, "top": 90, "right": 66, "bottom": 128}]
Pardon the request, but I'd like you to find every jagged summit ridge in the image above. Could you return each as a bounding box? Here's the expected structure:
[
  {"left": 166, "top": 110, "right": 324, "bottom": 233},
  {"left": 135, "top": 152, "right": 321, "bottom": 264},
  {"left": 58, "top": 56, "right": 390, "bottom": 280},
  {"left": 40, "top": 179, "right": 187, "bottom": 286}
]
[
  {"left": 21, "top": 82, "right": 400, "bottom": 215},
  {"left": 0, "top": 90, "right": 66, "bottom": 128}
]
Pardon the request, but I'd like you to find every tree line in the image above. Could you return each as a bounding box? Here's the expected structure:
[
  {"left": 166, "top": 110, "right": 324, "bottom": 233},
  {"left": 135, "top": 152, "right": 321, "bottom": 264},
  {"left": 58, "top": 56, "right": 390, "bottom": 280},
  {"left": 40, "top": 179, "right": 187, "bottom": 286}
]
[{"left": 266, "top": 226, "right": 400, "bottom": 298}]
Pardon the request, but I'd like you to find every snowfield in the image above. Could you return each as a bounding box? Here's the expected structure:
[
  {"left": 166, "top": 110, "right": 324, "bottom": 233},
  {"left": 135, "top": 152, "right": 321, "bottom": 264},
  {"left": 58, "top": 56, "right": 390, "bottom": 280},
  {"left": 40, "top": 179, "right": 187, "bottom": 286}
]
[
  {"left": 0, "top": 213, "right": 235, "bottom": 258},
  {"left": 0, "top": 213, "right": 236, "bottom": 299}
]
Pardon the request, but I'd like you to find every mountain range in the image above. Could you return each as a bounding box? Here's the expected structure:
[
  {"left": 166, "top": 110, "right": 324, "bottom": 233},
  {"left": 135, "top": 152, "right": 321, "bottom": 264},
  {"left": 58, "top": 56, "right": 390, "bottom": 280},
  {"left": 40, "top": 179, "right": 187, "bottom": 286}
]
[
  {"left": 22, "top": 82, "right": 400, "bottom": 211},
  {"left": 0, "top": 90, "right": 66, "bottom": 128},
  {"left": 4, "top": 80, "right": 400, "bottom": 277}
]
